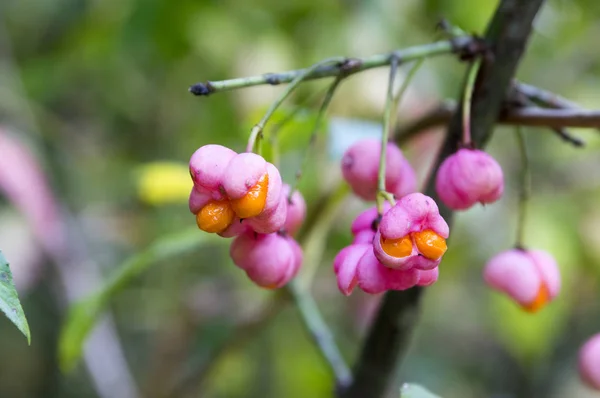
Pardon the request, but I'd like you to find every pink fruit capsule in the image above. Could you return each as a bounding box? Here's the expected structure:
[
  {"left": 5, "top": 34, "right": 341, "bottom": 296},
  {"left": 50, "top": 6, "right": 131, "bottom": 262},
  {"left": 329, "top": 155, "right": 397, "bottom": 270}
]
[
  {"left": 341, "top": 139, "right": 416, "bottom": 201},
  {"left": 579, "top": 333, "right": 600, "bottom": 390},
  {"left": 435, "top": 148, "right": 504, "bottom": 210},
  {"left": 483, "top": 249, "right": 560, "bottom": 313}
]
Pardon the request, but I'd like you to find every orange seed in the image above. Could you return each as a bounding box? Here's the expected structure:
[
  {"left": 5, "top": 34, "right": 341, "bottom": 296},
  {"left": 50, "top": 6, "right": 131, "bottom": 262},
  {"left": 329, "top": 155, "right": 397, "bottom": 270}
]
[
  {"left": 522, "top": 283, "right": 550, "bottom": 313},
  {"left": 412, "top": 230, "right": 447, "bottom": 260},
  {"left": 230, "top": 173, "right": 269, "bottom": 219},
  {"left": 380, "top": 235, "right": 413, "bottom": 258},
  {"left": 196, "top": 200, "right": 235, "bottom": 233},
  {"left": 262, "top": 283, "right": 280, "bottom": 290}
]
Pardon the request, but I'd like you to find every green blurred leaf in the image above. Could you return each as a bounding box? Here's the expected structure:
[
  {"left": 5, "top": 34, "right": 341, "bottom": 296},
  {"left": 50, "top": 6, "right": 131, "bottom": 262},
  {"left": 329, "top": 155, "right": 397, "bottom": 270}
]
[
  {"left": 400, "top": 383, "right": 442, "bottom": 398},
  {"left": 0, "top": 251, "right": 31, "bottom": 345},
  {"left": 246, "top": 106, "right": 324, "bottom": 156},
  {"left": 59, "top": 227, "right": 220, "bottom": 371}
]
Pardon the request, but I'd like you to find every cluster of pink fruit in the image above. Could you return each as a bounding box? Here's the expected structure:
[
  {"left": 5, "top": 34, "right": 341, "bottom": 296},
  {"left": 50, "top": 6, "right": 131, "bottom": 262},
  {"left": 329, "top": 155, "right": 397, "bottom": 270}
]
[
  {"left": 188, "top": 144, "right": 306, "bottom": 289},
  {"left": 337, "top": 138, "right": 560, "bottom": 315},
  {"left": 187, "top": 139, "right": 560, "bottom": 313},
  {"left": 188, "top": 140, "right": 600, "bottom": 389}
]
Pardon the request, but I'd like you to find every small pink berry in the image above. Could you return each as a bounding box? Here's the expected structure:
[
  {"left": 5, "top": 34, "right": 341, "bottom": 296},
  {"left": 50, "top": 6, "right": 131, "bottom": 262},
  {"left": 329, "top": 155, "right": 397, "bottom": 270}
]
[
  {"left": 579, "top": 333, "right": 600, "bottom": 390},
  {"left": 417, "top": 268, "right": 439, "bottom": 287},
  {"left": 189, "top": 144, "right": 237, "bottom": 190},
  {"left": 352, "top": 230, "right": 375, "bottom": 245},
  {"left": 373, "top": 193, "right": 449, "bottom": 270},
  {"left": 230, "top": 231, "right": 300, "bottom": 289},
  {"left": 261, "top": 163, "right": 284, "bottom": 214},
  {"left": 188, "top": 145, "right": 285, "bottom": 236},
  {"left": 282, "top": 184, "right": 307, "bottom": 236},
  {"left": 222, "top": 152, "right": 268, "bottom": 199},
  {"left": 333, "top": 243, "right": 439, "bottom": 296},
  {"left": 188, "top": 185, "right": 213, "bottom": 214},
  {"left": 217, "top": 218, "right": 248, "bottom": 238},
  {"left": 333, "top": 244, "right": 370, "bottom": 296},
  {"left": 356, "top": 249, "right": 420, "bottom": 294},
  {"left": 341, "top": 139, "right": 416, "bottom": 201},
  {"left": 435, "top": 148, "right": 504, "bottom": 210},
  {"left": 246, "top": 192, "right": 287, "bottom": 234},
  {"left": 389, "top": 157, "right": 418, "bottom": 199},
  {"left": 483, "top": 249, "right": 560, "bottom": 313}
]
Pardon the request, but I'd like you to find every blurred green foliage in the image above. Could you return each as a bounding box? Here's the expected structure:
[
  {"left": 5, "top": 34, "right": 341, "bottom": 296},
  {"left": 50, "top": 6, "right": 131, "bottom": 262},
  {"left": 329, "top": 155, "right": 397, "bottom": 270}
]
[{"left": 1, "top": 0, "right": 600, "bottom": 397}]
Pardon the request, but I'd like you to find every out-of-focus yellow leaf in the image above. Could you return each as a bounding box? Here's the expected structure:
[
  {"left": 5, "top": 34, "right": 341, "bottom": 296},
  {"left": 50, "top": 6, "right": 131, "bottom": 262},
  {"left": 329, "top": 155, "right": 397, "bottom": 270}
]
[{"left": 135, "top": 162, "right": 191, "bottom": 205}]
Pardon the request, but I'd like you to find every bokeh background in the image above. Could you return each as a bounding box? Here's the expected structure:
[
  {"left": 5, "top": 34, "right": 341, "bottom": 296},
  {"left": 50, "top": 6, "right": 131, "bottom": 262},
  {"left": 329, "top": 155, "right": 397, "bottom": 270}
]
[{"left": 1, "top": 0, "right": 600, "bottom": 397}]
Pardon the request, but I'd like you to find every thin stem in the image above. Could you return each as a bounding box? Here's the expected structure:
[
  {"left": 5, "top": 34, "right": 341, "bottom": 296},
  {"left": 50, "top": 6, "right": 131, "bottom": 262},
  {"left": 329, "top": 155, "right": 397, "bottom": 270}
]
[
  {"left": 376, "top": 56, "right": 399, "bottom": 215},
  {"left": 246, "top": 57, "right": 345, "bottom": 153},
  {"left": 462, "top": 57, "right": 482, "bottom": 145},
  {"left": 551, "top": 127, "right": 585, "bottom": 147},
  {"left": 190, "top": 38, "right": 478, "bottom": 96},
  {"left": 379, "top": 191, "right": 396, "bottom": 207},
  {"left": 375, "top": 59, "right": 424, "bottom": 212},
  {"left": 514, "top": 126, "right": 530, "bottom": 248},
  {"left": 391, "top": 58, "right": 425, "bottom": 122},
  {"left": 287, "top": 281, "right": 352, "bottom": 390},
  {"left": 290, "top": 76, "right": 344, "bottom": 200},
  {"left": 270, "top": 134, "right": 280, "bottom": 168},
  {"left": 514, "top": 81, "right": 579, "bottom": 109}
]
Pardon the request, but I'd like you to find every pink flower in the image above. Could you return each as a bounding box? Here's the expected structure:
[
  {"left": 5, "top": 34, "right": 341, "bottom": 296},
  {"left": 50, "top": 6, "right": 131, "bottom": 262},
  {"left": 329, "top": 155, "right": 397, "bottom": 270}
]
[
  {"left": 435, "top": 148, "right": 504, "bottom": 210},
  {"left": 230, "top": 231, "right": 302, "bottom": 289},
  {"left": 341, "top": 139, "right": 416, "bottom": 201},
  {"left": 579, "top": 333, "right": 600, "bottom": 390},
  {"left": 373, "top": 193, "right": 449, "bottom": 270},
  {"left": 188, "top": 145, "right": 285, "bottom": 236},
  {"left": 483, "top": 249, "right": 560, "bottom": 313},
  {"left": 282, "top": 184, "right": 307, "bottom": 236}
]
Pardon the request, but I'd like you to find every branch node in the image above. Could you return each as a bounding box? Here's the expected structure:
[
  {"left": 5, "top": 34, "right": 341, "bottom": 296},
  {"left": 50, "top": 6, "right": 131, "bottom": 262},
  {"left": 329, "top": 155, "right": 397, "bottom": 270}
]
[
  {"left": 189, "top": 82, "right": 215, "bottom": 96},
  {"left": 455, "top": 36, "right": 488, "bottom": 62},
  {"left": 265, "top": 73, "right": 282, "bottom": 85},
  {"left": 339, "top": 58, "right": 362, "bottom": 75},
  {"left": 553, "top": 127, "right": 585, "bottom": 147}
]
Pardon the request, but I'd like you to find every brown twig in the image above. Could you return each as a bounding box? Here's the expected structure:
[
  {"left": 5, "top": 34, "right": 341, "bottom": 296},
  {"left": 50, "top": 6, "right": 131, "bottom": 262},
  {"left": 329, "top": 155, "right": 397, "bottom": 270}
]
[
  {"left": 514, "top": 81, "right": 580, "bottom": 109},
  {"left": 395, "top": 103, "right": 592, "bottom": 146},
  {"left": 502, "top": 108, "right": 600, "bottom": 128}
]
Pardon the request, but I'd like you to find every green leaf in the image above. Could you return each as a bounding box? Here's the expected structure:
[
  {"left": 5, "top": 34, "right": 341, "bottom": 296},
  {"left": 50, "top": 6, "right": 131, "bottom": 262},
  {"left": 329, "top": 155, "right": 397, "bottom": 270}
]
[
  {"left": 59, "top": 227, "right": 220, "bottom": 371},
  {"left": 0, "top": 251, "right": 31, "bottom": 344},
  {"left": 400, "top": 383, "right": 442, "bottom": 398},
  {"left": 245, "top": 106, "right": 323, "bottom": 154}
]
